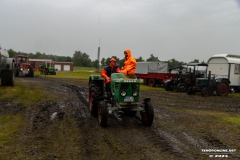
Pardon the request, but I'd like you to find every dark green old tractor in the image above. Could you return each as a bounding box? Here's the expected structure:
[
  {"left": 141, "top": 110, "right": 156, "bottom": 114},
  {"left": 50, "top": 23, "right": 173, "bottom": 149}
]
[
  {"left": 89, "top": 73, "right": 154, "bottom": 127},
  {"left": 187, "top": 71, "right": 230, "bottom": 97}
]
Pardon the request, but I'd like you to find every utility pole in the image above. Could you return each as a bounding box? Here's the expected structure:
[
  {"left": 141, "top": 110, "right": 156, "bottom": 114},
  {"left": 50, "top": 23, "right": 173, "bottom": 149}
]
[{"left": 97, "top": 38, "right": 100, "bottom": 72}]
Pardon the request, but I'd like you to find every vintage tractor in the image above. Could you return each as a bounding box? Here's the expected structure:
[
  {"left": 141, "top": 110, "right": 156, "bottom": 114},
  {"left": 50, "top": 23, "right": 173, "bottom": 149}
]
[
  {"left": 39, "top": 62, "right": 56, "bottom": 75},
  {"left": 0, "top": 48, "right": 15, "bottom": 86},
  {"left": 15, "top": 55, "right": 34, "bottom": 77},
  {"left": 89, "top": 73, "right": 154, "bottom": 127},
  {"left": 187, "top": 71, "right": 230, "bottom": 97},
  {"left": 165, "top": 63, "right": 208, "bottom": 92}
]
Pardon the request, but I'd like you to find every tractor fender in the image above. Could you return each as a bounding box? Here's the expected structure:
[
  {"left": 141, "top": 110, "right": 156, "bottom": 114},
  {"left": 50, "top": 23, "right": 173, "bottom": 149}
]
[
  {"left": 6, "top": 58, "right": 14, "bottom": 70},
  {"left": 88, "top": 74, "right": 105, "bottom": 93},
  {"left": 143, "top": 98, "right": 151, "bottom": 104}
]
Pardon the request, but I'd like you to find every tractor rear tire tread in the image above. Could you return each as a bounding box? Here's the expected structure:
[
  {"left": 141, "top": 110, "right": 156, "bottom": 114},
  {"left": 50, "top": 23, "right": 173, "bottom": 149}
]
[
  {"left": 98, "top": 101, "right": 108, "bottom": 127},
  {"left": 89, "top": 83, "right": 102, "bottom": 117},
  {"left": 141, "top": 101, "right": 154, "bottom": 126},
  {"left": 216, "top": 82, "right": 229, "bottom": 96}
]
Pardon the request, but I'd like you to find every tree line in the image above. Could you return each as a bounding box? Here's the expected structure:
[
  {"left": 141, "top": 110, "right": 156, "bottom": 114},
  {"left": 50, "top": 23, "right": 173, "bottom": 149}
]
[{"left": 8, "top": 49, "right": 203, "bottom": 69}]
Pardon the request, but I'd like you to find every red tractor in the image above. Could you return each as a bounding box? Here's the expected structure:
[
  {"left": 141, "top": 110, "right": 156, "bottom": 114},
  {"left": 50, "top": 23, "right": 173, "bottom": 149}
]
[{"left": 15, "top": 55, "right": 34, "bottom": 77}]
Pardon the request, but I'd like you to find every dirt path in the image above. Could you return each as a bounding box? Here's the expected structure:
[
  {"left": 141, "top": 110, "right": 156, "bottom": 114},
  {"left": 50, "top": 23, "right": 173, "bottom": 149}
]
[{"left": 1, "top": 76, "right": 239, "bottom": 160}]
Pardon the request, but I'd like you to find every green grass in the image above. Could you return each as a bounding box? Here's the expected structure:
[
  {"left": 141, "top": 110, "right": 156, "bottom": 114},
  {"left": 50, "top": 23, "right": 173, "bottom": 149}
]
[
  {"left": 0, "top": 82, "right": 58, "bottom": 106},
  {"left": 221, "top": 116, "right": 240, "bottom": 125},
  {"left": 168, "top": 107, "right": 240, "bottom": 127},
  {"left": 140, "top": 84, "right": 165, "bottom": 91},
  {"left": 0, "top": 114, "right": 25, "bottom": 148},
  {"left": 38, "top": 67, "right": 98, "bottom": 79}
]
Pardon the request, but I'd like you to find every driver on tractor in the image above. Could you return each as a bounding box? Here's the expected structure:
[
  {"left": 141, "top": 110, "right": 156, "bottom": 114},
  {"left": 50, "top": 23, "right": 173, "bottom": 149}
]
[{"left": 101, "top": 57, "right": 120, "bottom": 95}]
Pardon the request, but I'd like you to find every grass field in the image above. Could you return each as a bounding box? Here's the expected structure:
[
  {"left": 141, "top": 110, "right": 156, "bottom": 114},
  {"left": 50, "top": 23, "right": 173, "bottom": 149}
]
[
  {"left": 0, "top": 82, "right": 58, "bottom": 106},
  {"left": 38, "top": 67, "right": 166, "bottom": 91},
  {"left": 0, "top": 68, "right": 239, "bottom": 159}
]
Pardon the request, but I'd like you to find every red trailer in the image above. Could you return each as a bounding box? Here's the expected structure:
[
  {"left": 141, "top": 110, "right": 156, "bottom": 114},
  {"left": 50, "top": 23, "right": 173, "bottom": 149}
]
[
  {"left": 135, "top": 62, "right": 175, "bottom": 87},
  {"left": 135, "top": 72, "right": 175, "bottom": 87}
]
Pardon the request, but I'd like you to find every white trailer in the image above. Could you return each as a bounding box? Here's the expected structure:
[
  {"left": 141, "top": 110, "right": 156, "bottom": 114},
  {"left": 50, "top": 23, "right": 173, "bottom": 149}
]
[{"left": 207, "top": 54, "right": 240, "bottom": 91}]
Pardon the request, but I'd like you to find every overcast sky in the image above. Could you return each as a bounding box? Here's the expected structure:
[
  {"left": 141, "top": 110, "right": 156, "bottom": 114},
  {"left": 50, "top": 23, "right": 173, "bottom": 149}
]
[{"left": 0, "top": 0, "right": 240, "bottom": 62}]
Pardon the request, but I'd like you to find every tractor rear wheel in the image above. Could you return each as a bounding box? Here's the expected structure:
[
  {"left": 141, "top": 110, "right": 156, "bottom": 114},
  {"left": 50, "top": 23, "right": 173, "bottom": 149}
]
[
  {"left": 29, "top": 68, "right": 34, "bottom": 77},
  {"left": 148, "top": 79, "right": 155, "bottom": 87},
  {"left": 98, "top": 101, "right": 108, "bottom": 127},
  {"left": 89, "top": 83, "right": 102, "bottom": 117},
  {"left": 201, "top": 87, "right": 210, "bottom": 97},
  {"left": 1, "top": 70, "right": 7, "bottom": 86},
  {"left": 165, "top": 81, "right": 173, "bottom": 91},
  {"left": 177, "top": 83, "right": 187, "bottom": 92},
  {"left": 216, "top": 82, "right": 229, "bottom": 96},
  {"left": 15, "top": 70, "right": 19, "bottom": 77},
  {"left": 187, "top": 86, "right": 195, "bottom": 95},
  {"left": 1, "top": 69, "right": 15, "bottom": 86},
  {"left": 141, "top": 100, "right": 154, "bottom": 126}
]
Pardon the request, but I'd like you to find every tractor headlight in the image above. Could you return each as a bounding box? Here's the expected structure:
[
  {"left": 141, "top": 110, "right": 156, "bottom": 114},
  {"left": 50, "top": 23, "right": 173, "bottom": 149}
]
[
  {"left": 121, "top": 91, "right": 126, "bottom": 97},
  {"left": 133, "top": 92, "right": 138, "bottom": 96}
]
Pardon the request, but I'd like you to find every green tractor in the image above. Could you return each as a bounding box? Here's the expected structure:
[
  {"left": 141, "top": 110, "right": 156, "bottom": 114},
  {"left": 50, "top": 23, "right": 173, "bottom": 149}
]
[
  {"left": 89, "top": 73, "right": 154, "bottom": 127},
  {"left": 39, "top": 62, "right": 56, "bottom": 75},
  {"left": 187, "top": 71, "right": 230, "bottom": 97}
]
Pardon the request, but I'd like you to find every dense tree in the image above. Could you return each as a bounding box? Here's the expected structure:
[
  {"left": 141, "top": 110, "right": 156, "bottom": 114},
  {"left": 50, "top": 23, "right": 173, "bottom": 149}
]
[
  {"left": 92, "top": 60, "right": 99, "bottom": 69},
  {"left": 190, "top": 59, "right": 199, "bottom": 63},
  {"left": 164, "top": 58, "right": 186, "bottom": 69},
  {"left": 7, "top": 49, "right": 73, "bottom": 62},
  {"left": 136, "top": 56, "right": 144, "bottom": 62},
  {"left": 146, "top": 54, "right": 160, "bottom": 62},
  {"left": 72, "top": 51, "right": 92, "bottom": 67},
  {"left": 101, "top": 58, "right": 106, "bottom": 67},
  {"left": 118, "top": 59, "right": 125, "bottom": 68}
]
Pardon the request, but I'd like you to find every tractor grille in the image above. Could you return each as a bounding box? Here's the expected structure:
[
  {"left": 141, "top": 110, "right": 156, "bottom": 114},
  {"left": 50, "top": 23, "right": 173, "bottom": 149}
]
[
  {"left": 132, "top": 83, "right": 139, "bottom": 90},
  {"left": 121, "top": 83, "right": 129, "bottom": 90},
  {"left": 120, "top": 83, "right": 139, "bottom": 90},
  {"left": 115, "top": 83, "right": 120, "bottom": 89}
]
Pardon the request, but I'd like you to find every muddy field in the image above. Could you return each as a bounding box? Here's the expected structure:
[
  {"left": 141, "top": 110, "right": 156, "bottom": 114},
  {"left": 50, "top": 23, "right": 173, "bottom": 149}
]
[{"left": 0, "top": 76, "right": 239, "bottom": 160}]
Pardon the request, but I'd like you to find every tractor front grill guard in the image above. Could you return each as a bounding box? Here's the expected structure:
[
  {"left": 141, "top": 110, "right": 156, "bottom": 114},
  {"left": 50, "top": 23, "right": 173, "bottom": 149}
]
[{"left": 114, "top": 83, "right": 139, "bottom": 91}]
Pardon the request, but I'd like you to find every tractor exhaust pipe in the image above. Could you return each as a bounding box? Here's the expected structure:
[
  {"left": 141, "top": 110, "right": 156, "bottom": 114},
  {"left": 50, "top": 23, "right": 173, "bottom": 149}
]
[{"left": 207, "top": 71, "right": 211, "bottom": 87}]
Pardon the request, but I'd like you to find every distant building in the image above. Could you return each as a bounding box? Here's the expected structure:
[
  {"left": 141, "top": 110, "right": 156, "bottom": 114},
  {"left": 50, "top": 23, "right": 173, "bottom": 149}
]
[{"left": 29, "top": 59, "right": 74, "bottom": 71}]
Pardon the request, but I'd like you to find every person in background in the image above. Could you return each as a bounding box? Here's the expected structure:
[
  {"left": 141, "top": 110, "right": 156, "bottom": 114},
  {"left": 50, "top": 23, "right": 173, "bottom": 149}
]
[{"left": 120, "top": 49, "right": 137, "bottom": 76}]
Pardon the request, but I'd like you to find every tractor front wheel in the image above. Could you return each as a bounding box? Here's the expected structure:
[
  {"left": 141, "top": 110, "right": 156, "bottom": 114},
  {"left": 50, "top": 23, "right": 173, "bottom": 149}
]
[
  {"left": 141, "top": 100, "right": 154, "bottom": 126},
  {"left": 29, "top": 68, "right": 34, "bottom": 77},
  {"left": 177, "top": 83, "right": 187, "bottom": 92},
  {"left": 201, "top": 87, "right": 210, "bottom": 97},
  {"left": 187, "top": 86, "right": 195, "bottom": 95},
  {"left": 98, "top": 101, "right": 108, "bottom": 127},
  {"left": 148, "top": 79, "right": 155, "bottom": 87}
]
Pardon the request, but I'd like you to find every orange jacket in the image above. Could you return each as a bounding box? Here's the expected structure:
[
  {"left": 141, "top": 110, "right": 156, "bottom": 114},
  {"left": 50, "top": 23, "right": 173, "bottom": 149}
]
[
  {"left": 121, "top": 49, "right": 137, "bottom": 75},
  {"left": 101, "top": 59, "right": 120, "bottom": 83}
]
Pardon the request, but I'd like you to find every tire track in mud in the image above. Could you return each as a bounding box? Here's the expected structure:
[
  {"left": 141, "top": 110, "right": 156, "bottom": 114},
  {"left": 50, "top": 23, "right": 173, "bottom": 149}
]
[
  {"left": 141, "top": 90, "right": 240, "bottom": 159},
  {"left": 62, "top": 84, "right": 190, "bottom": 159}
]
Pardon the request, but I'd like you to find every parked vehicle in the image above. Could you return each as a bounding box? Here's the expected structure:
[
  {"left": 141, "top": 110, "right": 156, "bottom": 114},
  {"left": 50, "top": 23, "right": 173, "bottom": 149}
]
[
  {"left": 0, "top": 48, "right": 15, "bottom": 86},
  {"left": 207, "top": 54, "right": 240, "bottom": 92},
  {"left": 89, "top": 73, "right": 154, "bottom": 127},
  {"left": 15, "top": 55, "right": 34, "bottom": 77},
  {"left": 39, "top": 62, "right": 56, "bottom": 75},
  {"left": 165, "top": 63, "right": 208, "bottom": 92},
  {"left": 187, "top": 71, "right": 230, "bottom": 97},
  {"left": 135, "top": 62, "right": 175, "bottom": 87}
]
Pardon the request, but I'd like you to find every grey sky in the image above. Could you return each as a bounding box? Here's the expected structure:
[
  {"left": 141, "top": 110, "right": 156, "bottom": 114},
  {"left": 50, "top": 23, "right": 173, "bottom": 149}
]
[{"left": 0, "top": 0, "right": 240, "bottom": 62}]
